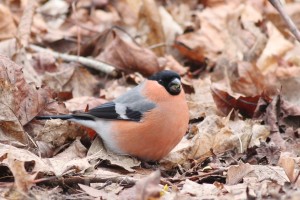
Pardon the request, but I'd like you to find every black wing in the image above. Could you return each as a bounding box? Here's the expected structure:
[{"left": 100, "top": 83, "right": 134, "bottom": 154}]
[
  {"left": 87, "top": 102, "right": 119, "bottom": 120},
  {"left": 84, "top": 101, "right": 143, "bottom": 121}
]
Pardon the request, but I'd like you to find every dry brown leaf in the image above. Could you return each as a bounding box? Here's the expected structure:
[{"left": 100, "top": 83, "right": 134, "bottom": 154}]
[
  {"left": 65, "top": 96, "right": 107, "bottom": 112},
  {"left": 78, "top": 184, "right": 116, "bottom": 199},
  {"left": 244, "top": 165, "right": 289, "bottom": 185},
  {"left": 16, "top": 1, "right": 36, "bottom": 48},
  {"left": 277, "top": 70, "right": 300, "bottom": 106},
  {"left": 35, "top": 140, "right": 55, "bottom": 158},
  {"left": 36, "top": 0, "right": 69, "bottom": 29},
  {"left": 7, "top": 155, "right": 37, "bottom": 193},
  {"left": 100, "top": 79, "right": 134, "bottom": 101},
  {"left": 174, "top": 2, "right": 226, "bottom": 63},
  {"left": 43, "top": 64, "right": 98, "bottom": 98},
  {"left": 31, "top": 52, "right": 58, "bottom": 74},
  {"left": 158, "top": 55, "right": 187, "bottom": 75},
  {"left": 160, "top": 137, "right": 193, "bottom": 170},
  {"left": 211, "top": 86, "right": 264, "bottom": 118},
  {"left": 223, "top": 183, "right": 254, "bottom": 199},
  {"left": 24, "top": 101, "right": 70, "bottom": 139},
  {"left": 87, "top": 137, "right": 140, "bottom": 172},
  {"left": 0, "top": 55, "right": 51, "bottom": 145},
  {"left": 13, "top": 1, "right": 42, "bottom": 85},
  {"left": 97, "top": 30, "right": 161, "bottom": 76},
  {"left": 190, "top": 115, "right": 269, "bottom": 161},
  {"left": 180, "top": 179, "right": 220, "bottom": 197},
  {"left": 158, "top": 6, "right": 183, "bottom": 54},
  {"left": 187, "top": 77, "right": 218, "bottom": 119},
  {"left": 35, "top": 119, "right": 84, "bottom": 147},
  {"left": 120, "top": 170, "right": 161, "bottom": 200},
  {"left": 0, "top": 79, "right": 28, "bottom": 144},
  {"left": 264, "top": 94, "right": 300, "bottom": 150},
  {"left": 224, "top": 4, "right": 266, "bottom": 62},
  {"left": 278, "top": 152, "right": 295, "bottom": 182},
  {"left": 265, "top": 3, "right": 300, "bottom": 40},
  {"left": 0, "top": 56, "right": 49, "bottom": 125},
  {"left": 257, "top": 22, "right": 294, "bottom": 73},
  {"left": 0, "top": 5, "right": 17, "bottom": 41},
  {"left": 114, "top": 0, "right": 140, "bottom": 26},
  {"left": 139, "top": 0, "right": 165, "bottom": 56},
  {"left": 254, "top": 142, "right": 280, "bottom": 166},
  {"left": 162, "top": 115, "right": 269, "bottom": 169},
  {"left": 227, "top": 62, "right": 267, "bottom": 97},
  {"left": 47, "top": 138, "right": 90, "bottom": 175},
  {"left": 0, "top": 143, "right": 51, "bottom": 173},
  {"left": 226, "top": 163, "right": 254, "bottom": 185}
]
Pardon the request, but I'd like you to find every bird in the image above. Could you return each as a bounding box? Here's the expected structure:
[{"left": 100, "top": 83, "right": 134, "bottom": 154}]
[{"left": 36, "top": 70, "right": 189, "bottom": 161}]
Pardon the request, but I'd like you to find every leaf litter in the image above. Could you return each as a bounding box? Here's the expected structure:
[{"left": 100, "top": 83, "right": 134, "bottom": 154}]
[{"left": 1, "top": 0, "right": 300, "bottom": 199}]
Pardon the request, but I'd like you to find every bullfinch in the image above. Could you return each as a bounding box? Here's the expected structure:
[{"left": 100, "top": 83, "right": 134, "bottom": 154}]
[{"left": 36, "top": 70, "right": 189, "bottom": 161}]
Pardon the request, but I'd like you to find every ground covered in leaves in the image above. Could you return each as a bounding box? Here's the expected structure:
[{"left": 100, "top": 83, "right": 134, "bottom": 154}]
[{"left": 1, "top": 0, "right": 300, "bottom": 199}]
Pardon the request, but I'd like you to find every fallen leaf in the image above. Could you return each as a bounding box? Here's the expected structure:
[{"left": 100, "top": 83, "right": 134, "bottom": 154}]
[
  {"left": 264, "top": 94, "right": 300, "bottom": 151},
  {"left": 162, "top": 115, "right": 269, "bottom": 170},
  {"left": 4, "top": 155, "right": 37, "bottom": 199},
  {"left": 0, "top": 4, "right": 17, "bottom": 40},
  {"left": 87, "top": 137, "right": 140, "bottom": 172},
  {"left": 228, "top": 62, "right": 267, "bottom": 97},
  {"left": 160, "top": 137, "right": 193, "bottom": 170},
  {"left": 138, "top": 0, "right": 165, "bottom": 56},
  {"left": 43, "top": 64, "right": 98, "bottom": 98},
  {"left": 0, "top": 143, "right": 51, "bottom": 173},
  {"left": 158, "top": 6, "right": 183, "bottom": 54},
  {"left": 65, "top": 96, "right": 107, "bottom": 112},
  {"left": 278, "top": 152, "right": 295, "bottom": 182},
  {"left": 244, "top": 165, "right": 289, "bottom": 185},
  {"left": 120, "top": 170, "right": 161, "bottom": 200},
  {"left": 226, "top": 163, "right": 254, "bottom": 185},
  {"left": 35, "top": 141, "right": 55, "bottom": 158},
  {"left": 97, "top": 30, "right": 161, "bottom": 76},
  {"left": 180, "top": 179, "right": 220, "bottom": 197},
  {"left": 279, "top": 75, "right": 300, "bottom": 106},
  {"left": 158, "top": 55, "right": 187, "bottom": 75},
  {"left": 79, "top": 184, "right": 115, "bottom": 198},
  {"left": 0, "top": 55, "right": 50, "bottom": 145},
  {"left": 35, "top": 119, "right": 84, "bottom": 147},
  {"left": 100, "top": 79, "right": 134, "bottom": 101},
  {"left": 31, "top": 52, "right": 58, "bottom": 74},
  {"left": 257, "top": 22, "right": 294, "bottom": 73},
  {"left": 187, "top": 77, "right": 218, "bottom": 120},
  {"left": 265, "top": 3, "right": 300, "bottom": 42},
  {"left": 211, "top": 86, "right": 266, "bottom": 118},
  {"left": 47, "top": 138, "right": 90, "bottom": 175},
  {"left": 191, "top": 115, "right": 269, "bottom": 161},
  {"left": 36, "top": 0, "right": 69, "bottom": 29},
  {"left": 254, "top": 142, "right": 281, "bottom": 165}
]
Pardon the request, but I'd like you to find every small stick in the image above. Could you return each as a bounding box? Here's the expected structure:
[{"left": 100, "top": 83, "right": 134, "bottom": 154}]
[
  {"left": 269, "top": 0, "right": 300, "bottom": 42},
  {"left": 34, "top": 175, "right": 137, "bottom": 187},
  {"left": 28, "top": 44, "right": 117, "bottom": 77}
]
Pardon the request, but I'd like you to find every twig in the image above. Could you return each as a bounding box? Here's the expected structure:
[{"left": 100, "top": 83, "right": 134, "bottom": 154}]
[
  {"left": 28, "top": 44, "right": 117, "bottom": 76},
  {"left": 34, "top": 175, "right": 137, "bottom": 187},
  {"left": 168, "top": 168, "right": 227, "bottom": 183},
  {"left": 268, "top": 0, "right": 300, "bottom": 42},
  {"left": 187, "top": 168, "right": 227, "bottom": 181},
  {"left": 148, "top": 42, "right": 167, "bottom": 50}
]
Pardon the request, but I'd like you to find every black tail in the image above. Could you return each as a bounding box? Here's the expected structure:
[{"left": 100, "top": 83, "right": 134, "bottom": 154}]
[{"left": 35, "top": 115, "right": 74, "bottom": 120}]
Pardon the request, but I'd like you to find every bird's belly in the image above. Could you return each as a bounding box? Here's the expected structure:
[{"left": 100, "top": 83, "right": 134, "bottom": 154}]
[{"left": 110, "top": 105, "right": 189, "bottom": 161}]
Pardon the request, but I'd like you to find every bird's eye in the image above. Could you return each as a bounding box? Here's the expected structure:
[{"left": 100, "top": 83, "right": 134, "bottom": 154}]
[{"left": 168, "top": 78, "right": 181, "bottom": 95}]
